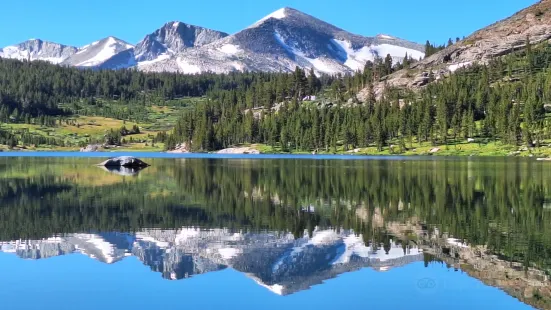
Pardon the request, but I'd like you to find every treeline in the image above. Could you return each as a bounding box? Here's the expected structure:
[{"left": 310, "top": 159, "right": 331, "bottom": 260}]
[
  {"left": 0, "top": 50, "right": 417, "bottom": 120},
  {"left": 424, "top": 37, "right": 465, "bottom": 58},
  {"left": 0, "top": 58, "right": 332, "bottom": 118},
  {"left": 163, "top": 39, "right": 551, "bottom": 152}
]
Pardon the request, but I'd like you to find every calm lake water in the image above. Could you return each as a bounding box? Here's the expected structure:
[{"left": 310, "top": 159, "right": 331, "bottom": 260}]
[{"left": 0, "top": 154, "right": 549, "bottom": 310}]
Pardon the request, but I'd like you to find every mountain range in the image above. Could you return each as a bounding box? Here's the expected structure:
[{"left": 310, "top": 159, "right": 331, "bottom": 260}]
[{"left": 0, "top": 7, "right": 425, "bottom": 75}]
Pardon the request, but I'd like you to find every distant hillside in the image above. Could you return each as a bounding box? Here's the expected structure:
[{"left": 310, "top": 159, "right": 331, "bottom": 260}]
[{"left": 359, "top": 0, "right": 551, "bottom": 99}]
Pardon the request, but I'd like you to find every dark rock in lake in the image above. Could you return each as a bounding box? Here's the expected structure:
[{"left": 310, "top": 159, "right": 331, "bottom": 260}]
[{"left": 97, "top": 156, "right": 149, "bottom": 168}]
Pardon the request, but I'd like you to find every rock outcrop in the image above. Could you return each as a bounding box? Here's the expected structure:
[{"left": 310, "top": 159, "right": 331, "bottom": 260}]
[
  {"left": 167, "top": 142, "right": 191, "bottom": 153},
  {"left": 216, "top": 147, "right": 261, "bottom": 154},
  {"left": 80, "top": 144, "right": 102, "bottom": 152}
]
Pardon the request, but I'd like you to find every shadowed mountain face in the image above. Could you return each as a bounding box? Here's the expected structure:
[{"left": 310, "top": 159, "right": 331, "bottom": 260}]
[
  {"left": 134, "top": 22, "right": 229, "bottom": 62},
  {"left": 0, "top": 157, "right": 551, "bottom": 308}
]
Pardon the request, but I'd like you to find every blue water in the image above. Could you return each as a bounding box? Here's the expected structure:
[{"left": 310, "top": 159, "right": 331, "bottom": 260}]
[
  {"left": 0, "top": 154, "right": 539, "bottom": 310},
  {"left": 0, "top": 253, "right": 532, "bottom": 310}
]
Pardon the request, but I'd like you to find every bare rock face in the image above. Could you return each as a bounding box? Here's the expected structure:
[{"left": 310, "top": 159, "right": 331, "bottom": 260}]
[
  {"left": 97, "top": 156, "right": 149, "bottom": 168},
  {"left": 216, "top": 147, "right": 261, "bottom": 154},
  {"left": 167, "top": 142, "right": 191, "bottom": 153},
  {"left": 0, "top": 39, "right": 77, "bottom": 64},
  {"left": 134, "top": 22, "right": 229, "bottom": 62},
  {"left": 80, "top": 144, "right": 102, "bottom": 152},
  {"left": 359, "top": 0, "right": 551, "bottom": 100}
]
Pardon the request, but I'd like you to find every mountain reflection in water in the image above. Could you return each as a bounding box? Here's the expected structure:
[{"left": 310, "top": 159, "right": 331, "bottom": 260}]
[
  {"left": 0, "top": 228, "right": 423, "bottom": 295},
  {"left": 0, "top": 156, "right": 549, "bottom": 309}
]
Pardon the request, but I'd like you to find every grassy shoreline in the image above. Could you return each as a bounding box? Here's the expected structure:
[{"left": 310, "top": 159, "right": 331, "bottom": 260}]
[{"left": 2, "top": 141, "right": 551, "bottom": 158}]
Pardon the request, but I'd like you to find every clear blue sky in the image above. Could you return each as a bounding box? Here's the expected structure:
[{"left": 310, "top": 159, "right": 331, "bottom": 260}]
[{"left": 1, "top": 0, "right": 538, "bottom": 48}]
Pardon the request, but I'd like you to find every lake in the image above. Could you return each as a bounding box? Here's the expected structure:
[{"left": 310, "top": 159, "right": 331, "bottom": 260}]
[{"left": 0, "top": 154, "right": 549, "bottom": 310}]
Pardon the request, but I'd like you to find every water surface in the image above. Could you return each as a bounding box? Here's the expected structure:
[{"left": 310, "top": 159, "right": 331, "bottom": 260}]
[{"left": 0, "top": 155, "right": 548, "bottom": 309}]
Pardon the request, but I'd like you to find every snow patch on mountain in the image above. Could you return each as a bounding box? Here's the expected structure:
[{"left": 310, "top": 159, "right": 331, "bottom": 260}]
[
  {"left": 70, "top": 234, "right": 118, "bottom": 264},
  {"left": 76, "top": 37, "right": 132, "bottom": 67},
  {"left": 0, "top": 39, "right": 77, "bottom": 64},
  {"left": 219, "top": 44, "right": 241, "bottom": 55},
  {"left": 331, "top": 234, "right": 370, "bottom": 265},
  {"left": 331, "top": 39, "right": 374, "bottom": 71},
  {"left": 175, "top": 227, "right": 202, "bottom": 243},
  {"left": 78, "top": 40, "right": 100, "bottom": 53},
  {"left": 218, "top": 248, "right": 241, "bottom": 259},
  {"left": 372, "top": 44, "right": 425, "bottom": 62},
  {"left": 251, "top": 8, "right": 288, "bottom": 28},
  {"left": 448, "top": 61, "right": 472, "bottom": 72},
  {"left": 136, "top": 54, "right": 171, "bottom": 68},
  {"left": 177, "top": 58, "right": 202, "bottom": 74},
  {"left": 249, "top": 275, "right": 285, "bottom": 295},
  {"left": 272, "top": 229, "right": 340, "bottom": 272},
  {"left": 274, "top": 31, "right": 343, "bottom": 74},
  {"left": 136, "top": 233, "right": 171, "bottom": 248},
  {"left": 310, "top": 230, "right": 340, "bottom": 245}
]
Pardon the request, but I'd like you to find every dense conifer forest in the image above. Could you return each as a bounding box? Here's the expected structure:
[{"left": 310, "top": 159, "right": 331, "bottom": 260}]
[
  {"left": 164, "top": 39, "right": 551, "bottom": 152},
  {"left": 1, "top": 38, "right": 551, "bottom": 152}
]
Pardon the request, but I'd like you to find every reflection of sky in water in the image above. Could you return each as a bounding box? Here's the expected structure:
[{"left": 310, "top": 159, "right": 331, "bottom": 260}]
[{"left": 0, "top": 253, "right": 531, "bottom": 310}]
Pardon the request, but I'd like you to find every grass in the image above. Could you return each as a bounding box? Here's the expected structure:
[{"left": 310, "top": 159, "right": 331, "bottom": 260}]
[
  {"left": 0, "top": 105, "right": 181, "bottom": 152},
  {"left": 239, "top": 140, "right": 551, "bottom": 157}
]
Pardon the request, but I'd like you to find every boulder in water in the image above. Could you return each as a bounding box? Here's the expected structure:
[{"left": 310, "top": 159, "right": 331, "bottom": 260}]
[{"left": 97, "top": 156, "right": 149, "bottom": 168}]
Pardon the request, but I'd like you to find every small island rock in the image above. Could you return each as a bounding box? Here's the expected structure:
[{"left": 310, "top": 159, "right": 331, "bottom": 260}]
[{"left": 97, "top": 156, "right": 149, "bottom": 167}]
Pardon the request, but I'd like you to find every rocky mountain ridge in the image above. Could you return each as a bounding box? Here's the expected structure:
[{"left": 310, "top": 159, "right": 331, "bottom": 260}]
[
  {"left": 359, "top": 0, "right": 551, "bottom": 100},
  {"left": 0, "top": 39, "right": 78, "bottom": 64},
  {"left": 134, "top": 21, "right": 229, "bottom": 63}
]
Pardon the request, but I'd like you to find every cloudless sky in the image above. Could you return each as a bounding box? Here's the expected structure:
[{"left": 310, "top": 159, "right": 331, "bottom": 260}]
[{"left": 0, "top": 0, "right": 538, "bottom": 48}]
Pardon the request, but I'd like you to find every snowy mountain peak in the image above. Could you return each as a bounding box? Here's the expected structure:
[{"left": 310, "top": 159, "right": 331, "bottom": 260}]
[
  {"left": 0, "top": 39, "right": 78, "bottom": 64},
  {"left": 134, "top": 21, "right": 228, "bottom": 63},
  {"left": 251, "top": 7, "right": 290, "bottom": 26},
  {"left": 377, "top": 34, "right": 395, "bottom": 40},
  {"left": 63, "top": 36, "right": 135, "bottom": 69}
]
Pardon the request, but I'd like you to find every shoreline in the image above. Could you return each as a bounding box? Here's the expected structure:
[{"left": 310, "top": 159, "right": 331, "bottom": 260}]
[
  {"left": 2, "top": 142, "right": 551, "bottom": 158},
  {"left": 0, "top": 150, "right": 548, "bottom": 160}
]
